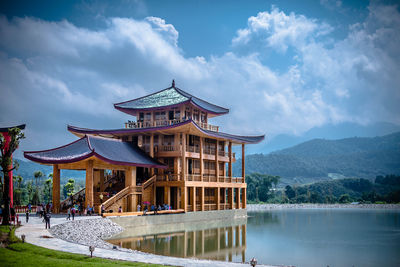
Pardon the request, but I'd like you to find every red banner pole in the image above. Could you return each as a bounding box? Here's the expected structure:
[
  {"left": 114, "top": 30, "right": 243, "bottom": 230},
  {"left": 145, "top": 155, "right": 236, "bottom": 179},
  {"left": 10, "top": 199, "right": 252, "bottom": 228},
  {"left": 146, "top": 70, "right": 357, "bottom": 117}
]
[{"left": 3, "top": 132, "right": 13, "bottom": 207}]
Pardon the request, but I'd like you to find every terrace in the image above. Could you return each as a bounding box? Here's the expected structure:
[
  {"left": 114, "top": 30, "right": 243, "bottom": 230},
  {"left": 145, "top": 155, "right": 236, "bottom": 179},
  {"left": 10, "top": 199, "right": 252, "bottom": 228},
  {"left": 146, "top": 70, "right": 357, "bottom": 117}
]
[{"left": 124, "top": 118, "right": 219, "bottom": 132}]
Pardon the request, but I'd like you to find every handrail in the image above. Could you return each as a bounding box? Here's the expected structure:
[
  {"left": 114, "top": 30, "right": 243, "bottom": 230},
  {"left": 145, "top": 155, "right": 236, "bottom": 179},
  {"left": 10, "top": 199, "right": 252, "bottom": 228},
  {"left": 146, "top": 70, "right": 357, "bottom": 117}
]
[
  {"left": 60, "top": 187, "right": 85, "bottom": 208},
  {"left": 125, "top": 118, "right": 219, "bottom": 132},
  {"left": 143, "top": 175, "right": 156, "bottom": 190},
  {"left": 102, "top": 186, "right": 130, "bottom": 210}
]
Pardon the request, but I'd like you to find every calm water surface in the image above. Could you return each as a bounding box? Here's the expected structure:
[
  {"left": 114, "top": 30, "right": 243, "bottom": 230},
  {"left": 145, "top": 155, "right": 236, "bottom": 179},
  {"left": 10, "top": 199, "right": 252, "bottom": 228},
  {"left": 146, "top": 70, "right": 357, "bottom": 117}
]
[{"left": 108, "top": 209, "right": 400, "bottom": 267}]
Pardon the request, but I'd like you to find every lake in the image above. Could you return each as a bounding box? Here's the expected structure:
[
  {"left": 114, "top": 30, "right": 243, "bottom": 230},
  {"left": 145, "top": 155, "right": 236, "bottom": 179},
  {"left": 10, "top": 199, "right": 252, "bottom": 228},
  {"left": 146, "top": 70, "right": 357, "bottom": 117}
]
[{"left": 108, "top": 209, "right": 400, "bottom": 267}]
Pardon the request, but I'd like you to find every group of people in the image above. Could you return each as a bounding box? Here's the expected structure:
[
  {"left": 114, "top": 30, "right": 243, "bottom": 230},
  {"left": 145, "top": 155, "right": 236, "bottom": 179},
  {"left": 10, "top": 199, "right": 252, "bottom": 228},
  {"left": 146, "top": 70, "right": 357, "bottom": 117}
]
[
  {"left": 66, "top": 203, "right": 96, "bottom": 220},
  {"left": 137, "top": 203, "right": 171, "bottom": 215}
]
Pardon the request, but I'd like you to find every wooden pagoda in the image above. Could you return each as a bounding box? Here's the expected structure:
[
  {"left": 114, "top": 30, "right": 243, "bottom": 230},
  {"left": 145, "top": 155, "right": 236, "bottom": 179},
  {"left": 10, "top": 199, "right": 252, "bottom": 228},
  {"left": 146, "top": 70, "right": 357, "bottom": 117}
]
[{"left": 25, "top": 81, "right": 264, "bottom": 213}]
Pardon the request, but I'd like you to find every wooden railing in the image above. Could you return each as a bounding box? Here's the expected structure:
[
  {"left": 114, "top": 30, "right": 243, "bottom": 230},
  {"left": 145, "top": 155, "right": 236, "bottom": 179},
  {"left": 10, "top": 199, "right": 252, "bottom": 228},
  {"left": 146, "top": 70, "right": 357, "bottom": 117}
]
[
  {"left": 125, "top": 118, "right": 219, "bottom": 132},
  {"left": 102, "top": 185, "right": 142, "bottom": 211},
  {"left": 156, "top": 173, "right": 244, "bottom": 183},
  {"left": 60, "top": 187, "right": 85, "bottom": 209},
  {"left": 143, "top": 175, "right": 156, "bottom": 189}
]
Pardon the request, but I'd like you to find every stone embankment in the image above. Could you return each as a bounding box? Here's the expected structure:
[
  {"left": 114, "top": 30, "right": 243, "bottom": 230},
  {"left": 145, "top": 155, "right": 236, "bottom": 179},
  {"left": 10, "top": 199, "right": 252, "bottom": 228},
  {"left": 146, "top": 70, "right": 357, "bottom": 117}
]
[
  {"left": 49, "top": 218, "right": 123, "bottom": 249},
  {"left": 247, "top": 203, "right": 400, "bottom": 211}
]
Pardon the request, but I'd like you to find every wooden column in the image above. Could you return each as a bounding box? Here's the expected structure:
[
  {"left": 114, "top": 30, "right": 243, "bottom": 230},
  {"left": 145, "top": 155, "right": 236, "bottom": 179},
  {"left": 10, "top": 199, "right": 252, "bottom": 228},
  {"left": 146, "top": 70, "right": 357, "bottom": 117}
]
[
  {"left": 181, "top": 186, "right": 187, "bottom": 211},
  {"left": 200, "top": 137, "right": 204, "bottom": 181},
  {"left": 229, "top": 187, "right": 234, "bottom": 209},
  {"left": 125, "top": 167, "right": 137, "bottom": 212},
  {"left": 164, "top": 186, "right": 170, "bottom": 205},
  {"left": 242, "top": 188, "right": 247, "bottom": 209},
  {"left": 236, "top": 188, "right": 240, "bottom": 209},
  {"left": 215, "top": 141, "right": 219, "bottom": 181},
  {"left": 201, "top": 186, "right": 205, "bottom": 211},
  {"left": 150, "top": 133, "right": 154, "bottom": 176},
  {"left": 182, "top": 133, "right": 186, "bottom": 181},
  {"left": 242, "top": 144, "right": 245, "bottom": 182},
  {"left": 85, "top": 160, "right": 94, "bottom": 208},
  {"left": 228, "top": 142, "right": 232, "bottom": 179},
  {"left": 216, "top": 187, "right": 220, "bottom": 210},
  {"left": 192, "top": 187, "right": 196, "bottom": 212},
  {"left": 99, "top": 170, "right": 105, "bottom": 191},
  {"left": 242, "top": 224, "right": 247, "bottom": 246},
  {"left": 52, "top": 164, "right": 60, "bottom": 213}
]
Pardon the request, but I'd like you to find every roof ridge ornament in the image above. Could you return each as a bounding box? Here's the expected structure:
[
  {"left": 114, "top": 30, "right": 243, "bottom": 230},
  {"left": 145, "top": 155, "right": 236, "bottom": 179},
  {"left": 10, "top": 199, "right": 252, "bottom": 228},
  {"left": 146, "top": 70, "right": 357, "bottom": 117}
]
[{"left": 172, "top": 79, "right": 175, "bottom": 87}]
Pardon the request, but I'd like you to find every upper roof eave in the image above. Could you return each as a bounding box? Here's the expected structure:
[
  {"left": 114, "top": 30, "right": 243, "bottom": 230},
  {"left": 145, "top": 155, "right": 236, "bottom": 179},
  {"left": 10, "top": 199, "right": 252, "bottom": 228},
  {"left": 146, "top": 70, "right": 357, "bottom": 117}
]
[{"left": 68, "top": 121, "right": 265, "bottom": 144}]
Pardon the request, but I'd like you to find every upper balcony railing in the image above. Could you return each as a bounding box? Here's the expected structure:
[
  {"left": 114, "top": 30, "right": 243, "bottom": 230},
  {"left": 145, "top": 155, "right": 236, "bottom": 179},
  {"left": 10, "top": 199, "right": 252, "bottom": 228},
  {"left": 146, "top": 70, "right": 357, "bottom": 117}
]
[{"left": 124, "top": 118, "right": 219, "bottom": 132}]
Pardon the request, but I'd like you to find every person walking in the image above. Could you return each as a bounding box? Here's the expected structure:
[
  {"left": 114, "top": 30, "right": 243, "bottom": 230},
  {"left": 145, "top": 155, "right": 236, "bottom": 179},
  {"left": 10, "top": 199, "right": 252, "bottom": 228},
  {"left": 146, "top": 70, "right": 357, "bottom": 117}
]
[
  {"left": 71, "top": 206, "right": 75, "bottom": 220},
  {"left": 99, "top": 193, "right": 103, "bottom": 204},
  {"left": 67, "top": 207, "right": 71, "bottom": 220},
  {"left": 25, "top": 210, "right": 29, "bottom": 223},
  {"left": 44, "top": 211, "right": 51, "bottom": 229}
]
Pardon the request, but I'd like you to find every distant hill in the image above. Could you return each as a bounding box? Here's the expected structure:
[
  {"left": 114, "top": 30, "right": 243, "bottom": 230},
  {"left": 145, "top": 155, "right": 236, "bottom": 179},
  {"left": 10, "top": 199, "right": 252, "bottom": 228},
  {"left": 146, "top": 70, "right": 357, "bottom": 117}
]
[
  {"left": 234, "top": 132, "right": 400, "bottom": 185},
  {"left": 13, "top": 159, "right": 85, "bottom": 184}
]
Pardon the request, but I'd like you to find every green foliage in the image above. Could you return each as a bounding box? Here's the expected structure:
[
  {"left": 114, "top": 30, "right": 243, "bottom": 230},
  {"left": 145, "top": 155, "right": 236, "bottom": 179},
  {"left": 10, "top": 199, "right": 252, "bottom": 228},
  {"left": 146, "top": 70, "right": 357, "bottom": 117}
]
[
  {"left": 246, "top": 173, "right": 280, "bottom": 202},
  {"left": 63, "top": 178, "right": 75, "bottom": 199},
  {"left": 233, "top": 132, "right": 400, "bottom": 182},
  {"left": 0, "top": 226, "right": 167, "bottom": 267},
  {"left": 43, "top": 178, "right": 53, "bottom": 203}
]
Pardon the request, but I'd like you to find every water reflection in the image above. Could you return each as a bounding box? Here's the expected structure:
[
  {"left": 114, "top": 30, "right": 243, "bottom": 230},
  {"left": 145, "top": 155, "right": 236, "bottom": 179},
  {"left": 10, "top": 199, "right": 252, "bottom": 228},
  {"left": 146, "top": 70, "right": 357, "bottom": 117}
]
[{"left": 108, "top": 223, "right": 247, "bottom": 262}]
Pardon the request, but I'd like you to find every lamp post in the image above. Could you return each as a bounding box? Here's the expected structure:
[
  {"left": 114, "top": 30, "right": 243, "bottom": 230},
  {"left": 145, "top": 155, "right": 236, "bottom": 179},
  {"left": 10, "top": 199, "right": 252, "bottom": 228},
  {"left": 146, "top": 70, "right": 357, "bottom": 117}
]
[
  {"left": 21, "top": 234, "right": 26, "bottom": 243},
  {"left": 250, "top": 257, "right": 257, "bottom": 267}
]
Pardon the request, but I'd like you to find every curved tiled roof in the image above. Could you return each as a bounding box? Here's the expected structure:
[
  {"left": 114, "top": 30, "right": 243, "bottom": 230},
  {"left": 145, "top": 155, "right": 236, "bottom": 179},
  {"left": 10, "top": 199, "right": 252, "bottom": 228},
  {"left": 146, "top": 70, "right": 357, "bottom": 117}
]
[
  {"left": 24, "top": 135, "right": 166, "bottom": 168},
  {"left": 67, "top": 120, "right": 265, "bottom": 144},
  {"left": 114, "top": 83, "right": 229, "bottom": 116}
]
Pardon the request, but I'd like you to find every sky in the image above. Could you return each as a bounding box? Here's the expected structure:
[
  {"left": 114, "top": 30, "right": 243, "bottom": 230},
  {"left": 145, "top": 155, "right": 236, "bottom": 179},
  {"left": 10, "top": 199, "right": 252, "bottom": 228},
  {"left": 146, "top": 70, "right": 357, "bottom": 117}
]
[{"left": 0, "top": 0, "right": 399, "bottom": 158}]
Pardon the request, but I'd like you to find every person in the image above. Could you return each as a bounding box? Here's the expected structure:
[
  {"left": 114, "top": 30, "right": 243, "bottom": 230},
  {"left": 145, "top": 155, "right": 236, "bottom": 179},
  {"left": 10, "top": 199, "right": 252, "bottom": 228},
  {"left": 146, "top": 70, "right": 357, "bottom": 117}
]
[
  {"left": 71, "top": 206, "right": 75, "bottom": 220},
  {"left": 28, "top": 203, "right": 31, "bottom": 213},
  {"left": 137, "top": 204, "right": 141, "bottom": 212},
  {"left": 118, "top": 206, "right": 122, "bottom": 213},
  {"left": 44, "top": 211, "right": 51, "bottom": 229},
  {"left": 91, "top": 205, "right": 95, "bottom": 216},
  {"left": 100, "top": 204, "right": 105, "bottom": 216},
  {"left": 99, "top": 193, "right": 104, "bottom": 204},
  {"left": 67, "top": 207, "right": 71, "bottom": 220},
  {"left": 26, "top": 210, "right": 29, "bottom": 223},
  {"left": 87, "top": 204, "right": 90, "bottom": 216}
]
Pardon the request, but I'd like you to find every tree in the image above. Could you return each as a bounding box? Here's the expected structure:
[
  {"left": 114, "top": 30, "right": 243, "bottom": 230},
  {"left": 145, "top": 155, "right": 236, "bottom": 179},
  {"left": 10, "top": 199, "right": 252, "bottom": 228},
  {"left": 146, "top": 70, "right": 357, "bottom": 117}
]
[
  {"left": 0, "top": 127, "right": 25, "bottom": 225},
  {"left": 43, "top": 178, "right": 53, "bottom": 204},
  {"left": 246, "top": 173, "right": 280, "bottom": 203},
  {"left": 34, "top": 171, "right": 44, "bottom": 187},
  {"left": 339, "top": 194, "right": 351, "bottom": 203},
  {"left": 285, "top": 185, "right": 296, "bottom": 199},
  {"left": 13, "top": 175, "right": 23, "bottom": 205},
  {"left": 63, "top": 179, "right": 75, "bottom": 199}
]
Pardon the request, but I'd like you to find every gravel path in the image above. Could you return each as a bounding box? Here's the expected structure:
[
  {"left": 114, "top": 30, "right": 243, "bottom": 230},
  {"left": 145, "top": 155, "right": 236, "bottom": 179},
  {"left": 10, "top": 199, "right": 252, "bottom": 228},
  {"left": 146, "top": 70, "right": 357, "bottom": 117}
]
[
  {"left": 247, "top": 203, "right": 400, "bottom": 211},
  {"left": 49, "top": 218, "right": 123, "bottom": 249}
]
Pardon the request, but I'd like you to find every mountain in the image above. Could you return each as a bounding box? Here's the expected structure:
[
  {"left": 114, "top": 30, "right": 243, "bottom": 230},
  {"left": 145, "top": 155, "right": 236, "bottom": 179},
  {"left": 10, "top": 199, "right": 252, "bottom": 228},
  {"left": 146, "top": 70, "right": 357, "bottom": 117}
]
[
  {"left": 247, "top": 121, "right": 400, "bottom": 154},
  {"left": 234, "top": 132, "right": 400, "bottom": 186},
  {"left": 13, "top": 158, "right": 85, "bottom": 184}
]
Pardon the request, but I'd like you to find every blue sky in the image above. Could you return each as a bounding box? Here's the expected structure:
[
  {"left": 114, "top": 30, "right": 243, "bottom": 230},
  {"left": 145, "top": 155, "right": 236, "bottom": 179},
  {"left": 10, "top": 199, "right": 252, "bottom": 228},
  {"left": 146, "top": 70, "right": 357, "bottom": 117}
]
[{"left": 0, "top": 0, "right": 399, "bottom": 158}]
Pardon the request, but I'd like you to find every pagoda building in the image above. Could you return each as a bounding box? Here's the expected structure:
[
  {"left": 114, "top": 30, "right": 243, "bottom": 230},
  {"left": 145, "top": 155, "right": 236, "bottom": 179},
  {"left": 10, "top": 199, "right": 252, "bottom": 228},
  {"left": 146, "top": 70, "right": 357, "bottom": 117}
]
[{"left": 25, "top": 81, "right": 264, "bottom": 213}]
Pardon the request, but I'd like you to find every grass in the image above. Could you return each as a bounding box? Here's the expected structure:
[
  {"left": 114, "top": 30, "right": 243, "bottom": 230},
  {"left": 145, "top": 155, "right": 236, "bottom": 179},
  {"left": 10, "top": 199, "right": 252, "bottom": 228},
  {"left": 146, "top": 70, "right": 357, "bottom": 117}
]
[{"left": 0, "top": 226, "right": 171, "bottom": 267}]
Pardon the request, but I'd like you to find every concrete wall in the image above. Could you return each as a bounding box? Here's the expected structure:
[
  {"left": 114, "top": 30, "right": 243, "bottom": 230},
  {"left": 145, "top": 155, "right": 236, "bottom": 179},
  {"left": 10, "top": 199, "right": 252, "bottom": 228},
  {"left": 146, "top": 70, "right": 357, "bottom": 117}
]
[{"left": 108, "top": 209, "right": 247, "bottom": 239}]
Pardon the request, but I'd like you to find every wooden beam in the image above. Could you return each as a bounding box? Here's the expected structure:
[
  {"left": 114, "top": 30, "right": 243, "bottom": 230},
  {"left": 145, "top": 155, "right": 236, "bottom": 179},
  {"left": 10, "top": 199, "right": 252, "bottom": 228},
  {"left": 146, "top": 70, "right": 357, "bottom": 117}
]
[
  {"left": 242, "top": 188, "right": 246, "bottom": 209},
  {"left": 150, "top": 133, "right": 154, "bottom": 176},
  {"left": 181, "top": 186, "right": 187, "bottom": 212},
  {"left": 192, "top": 186, "right": 196, "bottom": 212},
  {"left": 236, "top": 188, "right": 240, "bottom": 209},
  {"left": 216, "top": 187, "right": 220, "bottom": 210},
  {"left": 200, "top": 137, "right": 204, "bottom": 182},
  {"left": 52, "top": 165, "right": 60, "bottom": 213},
  {"left": 85, "top": 160, "right": 94, "bottom": 208},
  {"left": 164, "top": 186, "right": 170, "bottom": 205},
  {"left": 201, "top": 186, "right": 205, "bottom": 211},
  {"left": 242, "top": 144, "right": 245, "bottom": 182},
  {"left": 230, "top": 187, "right": 234, "bottom": 209},
  {"left": 215, "top": 141, "right": 219, "bottom": 182},
  {"left": 228, "top": 142, "right": 232, "bottom": 178},
  {"left": 182, "top": 133, "right": 186, "bottom": 181}
]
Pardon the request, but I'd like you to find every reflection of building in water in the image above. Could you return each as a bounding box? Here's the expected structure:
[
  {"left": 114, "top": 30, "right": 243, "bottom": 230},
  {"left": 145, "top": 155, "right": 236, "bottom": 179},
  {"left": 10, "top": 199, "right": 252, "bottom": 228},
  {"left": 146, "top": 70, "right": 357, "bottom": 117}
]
[{"left": 110, "top": 224, "right": 247, "bottom": 262}]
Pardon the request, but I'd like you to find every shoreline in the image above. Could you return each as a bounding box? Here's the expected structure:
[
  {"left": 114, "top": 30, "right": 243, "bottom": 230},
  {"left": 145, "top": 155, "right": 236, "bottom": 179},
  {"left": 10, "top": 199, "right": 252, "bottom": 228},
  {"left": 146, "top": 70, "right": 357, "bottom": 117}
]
[{"left": 247, "top": 203, "right": 400, "bottom": 211}]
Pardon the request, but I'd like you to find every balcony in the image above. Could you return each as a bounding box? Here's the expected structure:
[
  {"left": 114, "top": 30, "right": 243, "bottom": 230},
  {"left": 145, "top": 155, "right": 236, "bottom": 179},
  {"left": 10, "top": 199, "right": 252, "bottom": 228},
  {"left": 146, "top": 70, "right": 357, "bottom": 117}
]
[
  {"left": 156, "top": 173, "right": 244, "bottom": 183},
  {"left": 124, "top": 118, "right": 219, "bottom": 132}
]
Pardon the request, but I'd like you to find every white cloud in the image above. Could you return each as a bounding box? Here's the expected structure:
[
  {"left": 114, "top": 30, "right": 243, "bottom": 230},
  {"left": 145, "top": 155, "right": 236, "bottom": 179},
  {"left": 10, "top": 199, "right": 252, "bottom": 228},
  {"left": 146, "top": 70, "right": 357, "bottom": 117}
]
[
  {"left": 232, "top": 7, "right": 333, "bottom": 52},
  {"left": 0, "top": 2, "right": 399, "bottom": 157}
]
